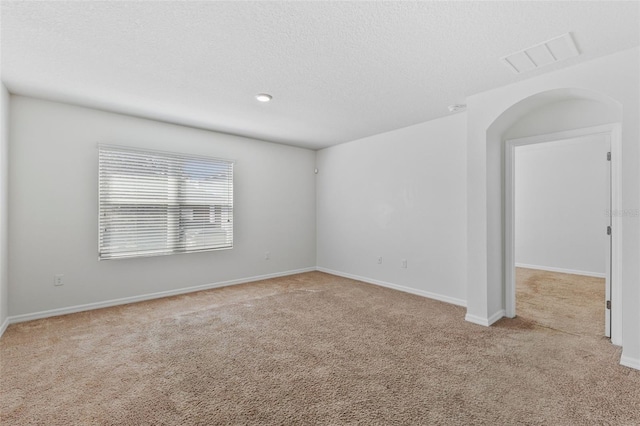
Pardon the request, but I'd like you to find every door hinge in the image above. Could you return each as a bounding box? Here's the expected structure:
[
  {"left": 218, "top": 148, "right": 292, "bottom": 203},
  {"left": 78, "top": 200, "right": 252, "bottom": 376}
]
[
  {"left": 606, "top": 300, "right": 611, "bottom": 310},
  {"left": 607, "top": 152, "right": 611, "bottom": 161},
  {"left": 607, "top": 226, "right": 611, "bottom": 235}
]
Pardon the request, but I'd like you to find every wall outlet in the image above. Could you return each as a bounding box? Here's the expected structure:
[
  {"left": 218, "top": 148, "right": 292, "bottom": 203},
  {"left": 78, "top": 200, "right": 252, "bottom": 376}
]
[
  {"left": 54, "top": 274, "right": 64, "bottom": 286},
  {"left": 401, "top": 259, "right": 407, "bottom": 269},
  {"left": 377, "top": 256, "right": 383, "bottom": 264},
  {"left": 265, "top": 251, "right": 270, "bottom": 260}
]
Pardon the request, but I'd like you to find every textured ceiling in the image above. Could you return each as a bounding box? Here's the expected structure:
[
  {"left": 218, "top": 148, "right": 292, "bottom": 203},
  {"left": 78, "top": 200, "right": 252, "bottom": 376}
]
[{"left": 1, "top": 1, "right": 638, "bottom": 150}]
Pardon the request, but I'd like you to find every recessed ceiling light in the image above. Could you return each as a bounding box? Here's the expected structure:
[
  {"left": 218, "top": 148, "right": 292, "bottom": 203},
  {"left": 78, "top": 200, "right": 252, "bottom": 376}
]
[{"left": 255, "top": 93, "right": 272, "bottom": 102}]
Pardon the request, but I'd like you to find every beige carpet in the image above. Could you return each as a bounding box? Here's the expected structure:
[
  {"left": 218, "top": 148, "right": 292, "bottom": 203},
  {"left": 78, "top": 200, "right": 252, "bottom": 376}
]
[
  {"left": 1, "top": 272, "right": 639, "bottom": 425},
  {"left": 516, "top": 267, "right": 605, "bottom": 337}
]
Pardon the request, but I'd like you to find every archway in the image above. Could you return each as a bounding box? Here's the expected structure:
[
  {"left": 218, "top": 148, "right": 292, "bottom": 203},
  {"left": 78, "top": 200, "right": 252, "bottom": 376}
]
[{"left": 482, "top": 88, "right": 622, "bottom": 344}]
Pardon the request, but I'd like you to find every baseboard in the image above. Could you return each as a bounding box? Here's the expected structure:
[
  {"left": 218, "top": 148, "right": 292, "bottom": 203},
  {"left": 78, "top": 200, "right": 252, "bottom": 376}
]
[
  {"left": 6, "top": 267, "right": 316, "bottom": 325},
  {"left": 620, "top": 354, "right": 640, "bottom": 371},
  {"left": 0, "top": 316, "right": 8, "bottom": 338},
  {"left": 515, "top": 263, "right": 605, "bottom": 278},
  {"left": 316, "top": 267, "right": 466, "bottom": 307},
  {"left": 465, "top": 314, "right": 490, "bottom": 327},
  {"left": 465, "top": 310, "right": 505, "bottom": 327}
]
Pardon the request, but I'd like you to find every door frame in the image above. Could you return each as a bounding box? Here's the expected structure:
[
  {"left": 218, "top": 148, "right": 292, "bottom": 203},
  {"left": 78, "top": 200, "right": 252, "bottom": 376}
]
[{"left": 504, "top": 123, "right": 622, "bottom": 345}]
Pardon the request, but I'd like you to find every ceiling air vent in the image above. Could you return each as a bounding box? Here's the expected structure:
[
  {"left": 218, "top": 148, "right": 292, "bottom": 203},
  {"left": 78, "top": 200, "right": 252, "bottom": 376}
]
[{"left": 501, "top": 33, "right": 580, "bottom": 74}]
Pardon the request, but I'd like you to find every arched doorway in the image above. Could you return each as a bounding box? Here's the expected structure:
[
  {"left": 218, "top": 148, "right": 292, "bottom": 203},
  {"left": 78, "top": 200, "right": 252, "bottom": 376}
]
[{"left": 477, "top": 88, "right": 623, "bottom": 344}]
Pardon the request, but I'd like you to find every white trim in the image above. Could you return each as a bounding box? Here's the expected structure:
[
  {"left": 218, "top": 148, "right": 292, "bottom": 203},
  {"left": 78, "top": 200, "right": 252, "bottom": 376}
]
[
  {"left": 620, "top": 354, "right": 640, "bottom": 371},
  {"left": 515, "top": 263, "right": 606, "bottom": 279},
  {"left": 465, "top": 310, "right": 505, "bottom": 327},
  {"left": 505, "top": 123, "right": 622, "bottom": 345},
  {"left": 515, "top": 135, "right": 598, "bottom": 152},
  {"left": 465, "top": 314, "right": 490, "bottom": 327},
  {"left": 316, "top": 267, "right": 467, "bottom": 307},
  {"left": 505, "top": 124, "right": 619, "bottom": 147},
  {"left": 6, "top": 267, "right": 316, "bottom": 325},
  {"left": 609, "top": 124, "right": 623, "bottom": 346},
  {"left": 505, "top": 132, "right": 516, "bottom": 318},
  {"left": 0, "top": 316, "right": 9, "bottom": 338},
  {"left": 488, "top": 309, "right": 506, "bottom": 325}
]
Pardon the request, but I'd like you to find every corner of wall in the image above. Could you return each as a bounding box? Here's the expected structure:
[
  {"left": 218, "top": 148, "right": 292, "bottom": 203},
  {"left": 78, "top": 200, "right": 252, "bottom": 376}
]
[{"left": 464, "top": 310, "right": 505, "bottom": 327}]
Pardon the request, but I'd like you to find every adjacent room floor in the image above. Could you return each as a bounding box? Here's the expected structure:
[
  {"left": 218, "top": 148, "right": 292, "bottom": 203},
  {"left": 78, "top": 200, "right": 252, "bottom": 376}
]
[
  {"left": 516, "top": 267, "right": 605, "bottom": 338},
  {"left": 1, "top": 272, "right": 638, "bottom": 425}
]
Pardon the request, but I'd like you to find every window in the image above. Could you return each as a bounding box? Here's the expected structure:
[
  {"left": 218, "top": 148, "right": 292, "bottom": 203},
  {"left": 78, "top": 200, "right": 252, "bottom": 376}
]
[{"left": 98, "top": 145, "right": 233, "bottom": 260}]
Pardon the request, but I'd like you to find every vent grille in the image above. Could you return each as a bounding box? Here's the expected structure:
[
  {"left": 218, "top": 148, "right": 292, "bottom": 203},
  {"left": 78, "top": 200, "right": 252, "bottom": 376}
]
[{"left": 501, "top": 33, "right": 580, "bottom": 74}]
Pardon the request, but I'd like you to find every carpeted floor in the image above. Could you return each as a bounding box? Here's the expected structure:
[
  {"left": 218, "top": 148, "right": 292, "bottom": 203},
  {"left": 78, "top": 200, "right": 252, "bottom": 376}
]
[
  {"left": 1, "top": 271, "right": 639, "bottom": 425},
  {"left": 516, "top": 267, "right": 606, "bottom": 337}
]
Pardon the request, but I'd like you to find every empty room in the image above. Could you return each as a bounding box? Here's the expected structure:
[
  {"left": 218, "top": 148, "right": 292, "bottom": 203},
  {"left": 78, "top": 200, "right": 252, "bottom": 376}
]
[{"left": 1, "top": 1, "right": 639, "bottom": 424}]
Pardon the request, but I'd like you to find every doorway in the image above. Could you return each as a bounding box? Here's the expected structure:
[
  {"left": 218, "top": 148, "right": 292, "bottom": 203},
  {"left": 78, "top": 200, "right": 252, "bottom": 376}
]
[{"left": 505, "top": 124, "right": 621, "bottom": 343}]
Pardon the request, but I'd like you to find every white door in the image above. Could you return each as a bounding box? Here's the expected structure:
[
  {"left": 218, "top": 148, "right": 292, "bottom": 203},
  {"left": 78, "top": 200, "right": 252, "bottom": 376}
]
[{"left": 604, "top": 137, "right": 612, "bottom": 338}]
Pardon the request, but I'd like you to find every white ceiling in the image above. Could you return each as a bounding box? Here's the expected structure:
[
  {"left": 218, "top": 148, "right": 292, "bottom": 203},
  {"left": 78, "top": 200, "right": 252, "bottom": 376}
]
[{"left": 1, "top": 1, "right": 638, "bottom": 150}]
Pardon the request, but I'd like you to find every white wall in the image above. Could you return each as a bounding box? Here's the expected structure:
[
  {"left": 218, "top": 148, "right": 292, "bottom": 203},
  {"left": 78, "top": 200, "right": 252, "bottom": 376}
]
[
  {"left": 465, "top": 47, "right": 640, "bottom": 367},
  {"left": 515, "top": 135, "right": 608, "bottom": 277},
  {"left": 0, "top": 84, "right": 9, "bottom": 333},
  {"left": 9, "top": 96, "right": 317, "bottom": 317},
  {"left": 316, "top": 113, "right": 467, "bottom": 306},
  {"left": 505, "top": 99, "right": 619, "bottom": 141}
]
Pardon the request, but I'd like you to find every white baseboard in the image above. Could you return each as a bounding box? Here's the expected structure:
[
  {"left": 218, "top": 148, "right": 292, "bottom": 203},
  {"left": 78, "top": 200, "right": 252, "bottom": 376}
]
[
  {"left": 465, "top": 313, "right": 489, "bottom": 327},
  {"left": 620, "top": 354, "right": 640, "bottom": 371},
  {"left": 488, "top": 309, "right": 506, "bottom": 325},
  {"left": 0, "top": 316, "right": 9, "bottom": 338},
  {"left": 316, "top": 267, "right": 467, "bottom": 307},
  {"left": 515, "top": 263, "right": 605, "bottom": 278},
  {"left": 465, "top": 310, "right": 505, "bottom": 327},
  {"left": 6, "top": 267, "right": 316, "bottom": 326}
]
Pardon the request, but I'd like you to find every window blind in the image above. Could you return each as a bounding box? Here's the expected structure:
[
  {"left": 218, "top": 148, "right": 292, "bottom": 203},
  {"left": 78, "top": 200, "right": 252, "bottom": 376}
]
[{"left": 98, "top": 145, "right": 233, "bottom": 260}]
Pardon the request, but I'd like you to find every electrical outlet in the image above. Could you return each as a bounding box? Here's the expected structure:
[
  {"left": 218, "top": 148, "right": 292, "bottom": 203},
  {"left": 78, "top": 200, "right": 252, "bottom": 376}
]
[
  {"left": 377, "top": 256, "right": 383, "bottom": 264},
  {"left": 401, "top": 259, "right": 407, "bottom": 269},
  {"left": 265, "top": 251, "right": 270, "bottom": 260},
  {"left": 54, "top": 274, "right": 64, "bottom": 286}
]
